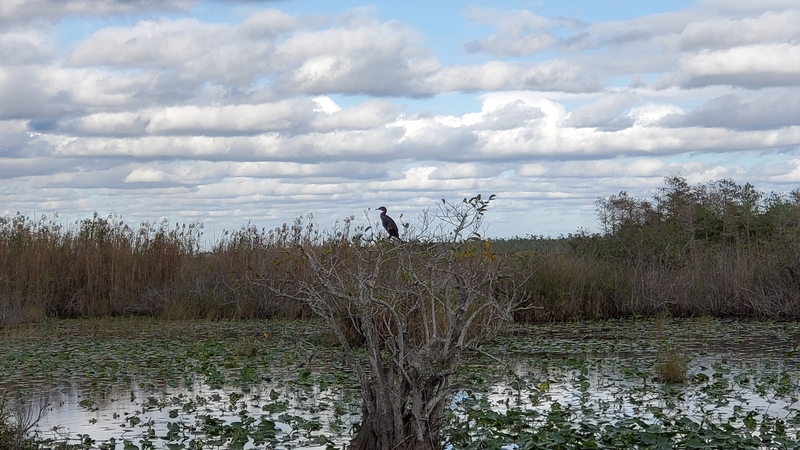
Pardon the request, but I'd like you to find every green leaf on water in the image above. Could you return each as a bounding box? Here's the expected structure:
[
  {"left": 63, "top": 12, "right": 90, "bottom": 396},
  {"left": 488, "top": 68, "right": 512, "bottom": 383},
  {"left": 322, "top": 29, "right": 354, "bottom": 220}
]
[{"left": 743, "top": 411, "right": 757, "bottom": 430}]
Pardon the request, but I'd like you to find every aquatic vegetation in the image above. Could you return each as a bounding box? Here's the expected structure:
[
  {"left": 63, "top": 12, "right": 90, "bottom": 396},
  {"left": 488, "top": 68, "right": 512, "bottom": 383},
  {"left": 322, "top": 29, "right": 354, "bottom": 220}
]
[
  {"left": 448, "top": 319, "right": 800, "bottom": 449},
  {"left": 1, "top": 317, "right": 799, "bottom": 449},
  {"left": 656, "top": 349, "right": 690, "bottom": 384}
]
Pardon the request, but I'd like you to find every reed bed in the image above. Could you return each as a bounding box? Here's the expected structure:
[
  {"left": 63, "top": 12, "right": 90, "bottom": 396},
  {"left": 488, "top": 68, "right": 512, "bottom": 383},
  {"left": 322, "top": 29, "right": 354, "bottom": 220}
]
[{"left": 3, "top": 177, "right": 800, "bottom": 325}]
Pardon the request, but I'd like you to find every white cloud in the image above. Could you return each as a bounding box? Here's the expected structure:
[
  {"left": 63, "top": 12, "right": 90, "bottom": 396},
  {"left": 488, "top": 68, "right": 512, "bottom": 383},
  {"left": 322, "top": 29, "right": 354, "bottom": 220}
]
[
  {"left": 125, "top": 167, "right": 171, "bottom": 183},
  {"left": 770, "top": 159, "right": 800, "bottom": 182},
  {"left": 659, "top": 91, "right": 800, "bottom": 130},
  {"left": 0, "top": 66, "right": 53, "bottom": 118},
  {"left": 462, "top": 8, "right": 563, "bottom": 57},
  {"left": 311, "top": 96, "right": 341, "bottom": 113},
  {"left": 69, "top": 18, "right": 279, "bottom": 85},
  {"left": 678, "top": 10, "right": 800, "bottom": 50},
  {"left": 144, "top": 99, "right": 318, "bottom": 135},
  {"left": 275, "top": 17, "right": 440, "bottom": 95},
  {"left": 61, "top": 112, "right": 148, "bottom": 136},
  {"left": 3, "top": 2, "right": 800, "bottom": 239},
  {"left": 0, "top": 28, "right": 52, "bottom": 64},
  {"left": 312, "top": 99, "right": 398, "bottom": 131},
  {"left": 240, "top": 9, "right": 301, "bottom": 39},
  {"left": 697, "top": 0, "right": 800, "bottom": 16},
  {"left": 429, "top": 163, "right": 504, "bottom": 180},
  {"left": 518, "top": 159, "right": 700, "bottom": 185},
  {"left": 564, "top": 91, "right": 639, "bottom": 130},
  {"left": 0, "top": 0, "right": 193, "bottom": 24},
  {"left": 629, "top": 103, "right": 684, "bottom": 127},
  {"left": 430, "top": 60, "right": 602, "bottom": 93},
  {"left": 669, "top": 43, "right": 800, "bottom": 88}
]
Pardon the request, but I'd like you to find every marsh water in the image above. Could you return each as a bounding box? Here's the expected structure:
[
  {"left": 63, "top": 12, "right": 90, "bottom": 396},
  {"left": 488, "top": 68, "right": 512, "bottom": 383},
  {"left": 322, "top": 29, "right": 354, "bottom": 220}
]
[{"left": 2, "top": 318, "right": 799, "bottom": 449}]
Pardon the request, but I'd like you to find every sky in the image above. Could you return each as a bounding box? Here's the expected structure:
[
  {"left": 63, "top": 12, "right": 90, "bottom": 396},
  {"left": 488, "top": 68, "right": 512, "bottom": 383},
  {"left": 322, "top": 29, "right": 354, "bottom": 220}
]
[{"left": 2, "top": 0, "right": 800, "bottom": 243}]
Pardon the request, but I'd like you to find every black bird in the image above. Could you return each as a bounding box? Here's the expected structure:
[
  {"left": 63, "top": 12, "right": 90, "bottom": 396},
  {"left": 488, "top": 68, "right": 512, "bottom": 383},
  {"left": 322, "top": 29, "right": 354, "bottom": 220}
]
[{"left": 376, "top": 206, "right": 400, "bottom": 240}]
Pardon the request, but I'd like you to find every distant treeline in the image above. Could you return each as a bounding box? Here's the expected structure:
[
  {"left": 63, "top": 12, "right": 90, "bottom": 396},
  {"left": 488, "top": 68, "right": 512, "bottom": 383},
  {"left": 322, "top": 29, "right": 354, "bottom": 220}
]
[
  {"left": 2, "top": 176, "right": 800, "bottom": 325},
  {"left": 507, "top": 176, "right": 800, "bottom": 321}
]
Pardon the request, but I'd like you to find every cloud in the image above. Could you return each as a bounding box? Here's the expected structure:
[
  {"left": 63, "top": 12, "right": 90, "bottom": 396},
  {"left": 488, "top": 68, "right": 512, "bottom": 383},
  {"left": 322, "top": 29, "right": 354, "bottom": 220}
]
[
  {"left": 517, "top": 158, "right": 707, "bottom": 179},
  {"left": 660, "top": 91, "right": 800, "bottom": 130},
  {"left": 468, "top": 100, "right": 544, "bottom": 130},
  {"left": 58, "top": 112, "right": 149, "bottom": 137},
  {"left": 50, "top": 7, "right": 608, "bottom": 105},
  {"left": 63, "top": 101, "right": 322, "bottom": 138},
  {"left": 312, "top": 99, "right": 399, "bottom": 131},
  {"left": 69, "top": 18, "right": 280, "bottom": 85},
  {"left": 564, "top": 91, "right": 639, "bottom": 130},
  {"left": 769, "top": 158, "right": 800, "bottom": 182},
  {"left": 0, "top": 0, "right": 193, "bottom": 24},
  {"left": 429, "top": 163, "right": 505, "bottom": 180},
  {"left": 144, "top": 99, "right": 319, "bottom": 135},
  {"left": 275, "top": 18, "right": 440, "bottom": 95},
  {"left": 678, "top": 10, "right": 800, "bottom": 50},
  {"left": 3, "top": 2, "right": 800, "bottom": 239},
  {"left": 696, "top": 0, "right": 800, "bottom": 15},
  {"left": 62, "top": 7, "right": 605, "bottom": 97},
  {"left": 241, "top": 9, "right": 301, "bottom": 38},
  {"left": 0, "top": 66, "right": 53, "bottom": 119},
  {"left": 429, "top": 61, "right": 603, "bottom": 93},
  {"left": 665, "top": 43, "right": 800, "bottom": 88},
  {"left": 462, "top": 8, "right": 563, "bottom": 57},
  {"left": 67, "top": 12, "right": 447, "bottom": 96},
  {"left": 0, "top": 29, "right": 52, "bottom": 64}
]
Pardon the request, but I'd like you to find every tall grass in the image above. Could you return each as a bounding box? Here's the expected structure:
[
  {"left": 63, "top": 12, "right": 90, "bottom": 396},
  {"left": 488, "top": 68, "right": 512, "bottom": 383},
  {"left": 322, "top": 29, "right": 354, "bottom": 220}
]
[
  {"left": 0, "top": 213, "right": 311, "bottom": 324},
  {"left": 500, "top": 236, "right": 800, "bottom": 322},
  {"left": 3, "top": 177, "right": 800, "bottom": 326}
]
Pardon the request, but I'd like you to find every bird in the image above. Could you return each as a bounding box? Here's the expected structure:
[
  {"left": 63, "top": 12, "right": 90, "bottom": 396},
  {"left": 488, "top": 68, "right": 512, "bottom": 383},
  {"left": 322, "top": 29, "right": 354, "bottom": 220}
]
[{"left": 376, "top": 206, "right": 400, "bottom": 240}]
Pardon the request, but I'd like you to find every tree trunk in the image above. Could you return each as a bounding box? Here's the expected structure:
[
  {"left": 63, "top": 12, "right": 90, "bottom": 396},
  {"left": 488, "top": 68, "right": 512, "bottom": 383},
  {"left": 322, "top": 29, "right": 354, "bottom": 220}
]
[
  {"left": 346, "top": 366, "right": 445, "bottom": 450},
  {"left": 348, "top": 400, "right": 441, "bottom": 450}
]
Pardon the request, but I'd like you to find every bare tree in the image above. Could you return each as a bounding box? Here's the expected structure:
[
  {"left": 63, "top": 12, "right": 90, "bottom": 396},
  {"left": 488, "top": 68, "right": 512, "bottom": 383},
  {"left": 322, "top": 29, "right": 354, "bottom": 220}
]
[{"left": 262, "top": 195, "right": 525, "bottom": 450}]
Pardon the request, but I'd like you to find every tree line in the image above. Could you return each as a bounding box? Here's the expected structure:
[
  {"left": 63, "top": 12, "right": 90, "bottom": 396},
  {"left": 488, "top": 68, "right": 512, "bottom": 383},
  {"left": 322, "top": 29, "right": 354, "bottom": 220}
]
[{"left": 595, "top": 175, "right": 800, "bottom": 254}]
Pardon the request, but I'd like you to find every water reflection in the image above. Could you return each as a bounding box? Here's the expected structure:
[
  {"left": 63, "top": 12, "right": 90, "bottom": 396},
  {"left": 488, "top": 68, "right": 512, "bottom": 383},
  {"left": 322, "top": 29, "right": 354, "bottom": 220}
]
[
  {"left": 5, "top": 319, "right": 800, "bottom": 449},
  {"left": 23, "top": 377, "right": 362, "bottom": 449},
  {"left": 471, "top": 355, "right": 799, "bottom": 426},
  {"left": 13, "top": 350, "right": 797, "bottom": 449}
]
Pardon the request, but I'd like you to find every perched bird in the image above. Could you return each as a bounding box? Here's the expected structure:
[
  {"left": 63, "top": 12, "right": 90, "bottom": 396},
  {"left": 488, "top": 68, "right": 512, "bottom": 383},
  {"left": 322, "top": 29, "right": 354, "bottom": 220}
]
[{"left": 376, "top": 206, "right": 400, "bottom": 240}]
